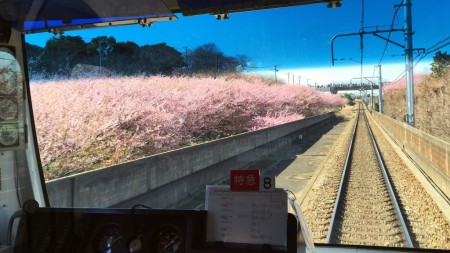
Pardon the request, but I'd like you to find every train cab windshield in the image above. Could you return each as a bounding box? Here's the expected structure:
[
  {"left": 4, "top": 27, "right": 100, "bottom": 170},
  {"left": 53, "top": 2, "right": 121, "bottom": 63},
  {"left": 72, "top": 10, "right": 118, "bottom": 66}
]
[{"left": 1, "top": 1, "right": 450, "bottom": 253}]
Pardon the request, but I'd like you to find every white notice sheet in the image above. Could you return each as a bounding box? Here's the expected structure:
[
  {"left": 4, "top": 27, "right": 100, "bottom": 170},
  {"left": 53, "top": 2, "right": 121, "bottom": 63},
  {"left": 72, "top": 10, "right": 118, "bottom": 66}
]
[{"left": 205, "top": 185, "right": 287, "bottom": 247}]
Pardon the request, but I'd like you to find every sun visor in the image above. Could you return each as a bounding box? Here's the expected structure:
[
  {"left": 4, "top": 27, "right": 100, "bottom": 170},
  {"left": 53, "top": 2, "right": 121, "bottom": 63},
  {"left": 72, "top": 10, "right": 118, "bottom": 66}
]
[
  {"left": 22, "top": 15, "right": 177, "bottom": 33},
  {"left": 176, "top": 0, "right": 325, "bottom": 16},
  {"left": 0, "top": 0, "right": 176, "bottom": 32}
]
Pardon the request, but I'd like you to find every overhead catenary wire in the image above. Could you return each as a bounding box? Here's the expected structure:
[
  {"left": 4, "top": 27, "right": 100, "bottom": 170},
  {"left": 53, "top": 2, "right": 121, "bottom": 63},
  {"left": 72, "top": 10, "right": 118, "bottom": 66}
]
[
  {"left": 421, "top": 35, "right": 450, "bottom": 55},
  {"left": 372, "top": 0, "right": 403, "bottom": 79},
  {"left": 413, "top": 42, "right": 450, "bottom": 67},
  {"left": 388, "top": 53, "right": 421, "bottom": 84},
  {"left": 388, "top": 35, "right": 450, "bottom": 83},
  {"left": 377, "top": 0, "right": 405, "bottom": 67},
  {"left": 381, "top": 1, "right": 450, "bottom": 84}
]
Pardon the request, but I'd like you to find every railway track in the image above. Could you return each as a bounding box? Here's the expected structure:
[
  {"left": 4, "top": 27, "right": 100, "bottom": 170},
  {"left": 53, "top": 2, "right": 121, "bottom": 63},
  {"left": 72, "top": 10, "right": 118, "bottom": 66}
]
[
  {"left": 178, "top": 102, "right": 450, "bottom": 249},
  {"left": 326, "top": 103, "right": 414, "bottom": 247}
]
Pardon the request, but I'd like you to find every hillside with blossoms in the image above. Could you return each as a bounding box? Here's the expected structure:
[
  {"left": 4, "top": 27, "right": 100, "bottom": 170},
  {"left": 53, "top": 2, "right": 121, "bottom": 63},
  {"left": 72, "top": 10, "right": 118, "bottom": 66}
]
[{"left": 30, "top": 75, "right": 345, "bottom": 180}]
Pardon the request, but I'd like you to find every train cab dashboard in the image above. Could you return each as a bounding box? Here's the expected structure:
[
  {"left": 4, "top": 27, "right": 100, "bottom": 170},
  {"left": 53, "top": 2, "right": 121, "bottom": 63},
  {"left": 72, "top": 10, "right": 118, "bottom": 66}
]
[{"left": 12, "top": 202, "right": 299, "bottom": 253}]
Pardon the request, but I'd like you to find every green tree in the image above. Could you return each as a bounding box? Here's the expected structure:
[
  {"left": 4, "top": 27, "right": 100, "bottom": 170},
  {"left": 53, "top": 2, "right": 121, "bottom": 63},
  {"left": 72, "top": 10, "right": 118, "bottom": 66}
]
[
  {"left": 235, "top": 54, "right": 252, "bottom": 72},
  {"left": 25, "top": 43, "right": 44, "bottom": 76},
  {"left": 139, "top": 43, "right": 185, "bottom": 75},
  {"left": 108, "top": 41, "right": 140, "bottom": 75},
  {"left": 342, "top": 93, "right": 355, "bottom": 105},
  {"left": 430, "top": 51, "right": 450, "bottom": 77},
  {"left": 25, "top": 43, "right": 44, "bottom": 60},
  {"left": 189, "top": 43, "right": 240, "bottom": 76},
  {"left": 36, "top": 35, "right": 88, "bottom": 76},
  {"left": 26, "top": 37, "right": 249, "bottom": 77},
  {"left": 86, "top": 36, "right": 116, "bottom": 67}
]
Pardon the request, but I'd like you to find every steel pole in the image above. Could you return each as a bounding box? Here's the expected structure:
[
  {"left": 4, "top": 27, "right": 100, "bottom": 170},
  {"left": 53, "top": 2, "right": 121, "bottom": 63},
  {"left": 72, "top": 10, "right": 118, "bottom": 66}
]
[
  {"left": 404, "top": 0, "right": 415, "bottom": 126},
  {"left": 371, "top": 80, "right": 373, "bottom": 113},
  {"left": 378, "top": 65, "right": 383, "bottom": 114}
]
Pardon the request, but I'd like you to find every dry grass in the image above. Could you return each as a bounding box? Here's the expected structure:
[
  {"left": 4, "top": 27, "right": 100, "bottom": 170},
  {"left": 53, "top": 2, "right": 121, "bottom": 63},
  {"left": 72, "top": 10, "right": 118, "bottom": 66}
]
[{"left": 383, "top": 71, "right": 450, "bottom": 143}]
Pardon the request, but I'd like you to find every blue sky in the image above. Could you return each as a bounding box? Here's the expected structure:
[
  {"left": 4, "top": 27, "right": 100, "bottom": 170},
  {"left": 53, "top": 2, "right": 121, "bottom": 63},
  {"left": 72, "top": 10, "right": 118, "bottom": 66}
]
[{"left": 26, "top": 0, "right": 450, "bottom": 84}]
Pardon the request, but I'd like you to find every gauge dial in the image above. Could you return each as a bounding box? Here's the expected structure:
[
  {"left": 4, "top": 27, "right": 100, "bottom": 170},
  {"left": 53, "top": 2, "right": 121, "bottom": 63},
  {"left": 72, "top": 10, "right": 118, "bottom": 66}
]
[
  {"left": 0, "top": 124, "right": 18, "bottom": 146},
  {"left": 0, "top": 99, "right": 18, "bottom": 121},
  {"left": 94, "top": 224, "right": 122, "bottom": 253},
  {"left": 154, "top": 226, "right": 184, "bottom": 253},
  {"left": 0, "top": 78, "right": 18, "bottom": 95},
  {"left": 128, "top": 235, "right": 143, "bottom": 252},
  {"left": 0, "top": 69, "right": 20, "bottom": 95}
]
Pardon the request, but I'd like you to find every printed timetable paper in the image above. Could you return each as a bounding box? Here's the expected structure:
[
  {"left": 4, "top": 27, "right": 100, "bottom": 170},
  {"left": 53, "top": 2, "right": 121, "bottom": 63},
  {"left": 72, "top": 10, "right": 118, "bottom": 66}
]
[{"left": 205, "top": 185, "right": 288, "bottom": 247}]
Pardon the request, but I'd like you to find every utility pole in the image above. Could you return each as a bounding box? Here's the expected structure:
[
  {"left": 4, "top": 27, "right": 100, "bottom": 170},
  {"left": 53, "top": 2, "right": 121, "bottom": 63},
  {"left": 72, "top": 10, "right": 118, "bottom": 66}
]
[
  {"left": 273, "top": 65, "right": 279, "bottom": 83},
  {"left": 98, "top": 39, "right": 102, "bottom": 70},
  {"left": 298, "top": 76, "right": 301, "bottom": 85},
  {"left": 378, "top": 65, "right": 383, "bottom": 114},
  {"left": 97, "top": 37, "right": 107, "bottom": 75},
  {"left": 286, "top": 73, "right": 290, "bottom": 84},
  {"left": 330, "top": 1, "right": 416, "bottom": 125},
  {"left": 97, "top": 38, "right": 104, "bottom": 74},
  {"left": 216, "top": 55, "right": 219, "bottom": 78},
  {"left": 182, "top": 46, "right": 189, "bottom": 74},
  {"left": 404, "top": 0, "right": 415, "bottom": 126},
  {"left": 370, "top": 79, "right": 373, "bottom": 113},
  {"left": 360, "top": 0, "right": 365, "bottom": 97}
]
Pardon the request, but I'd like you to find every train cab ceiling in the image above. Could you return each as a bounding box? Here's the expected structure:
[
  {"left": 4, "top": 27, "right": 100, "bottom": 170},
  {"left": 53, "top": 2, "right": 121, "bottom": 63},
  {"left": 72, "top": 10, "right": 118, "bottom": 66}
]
[{"left": 0, "top": 0, "right": 335, "bottom": 33}]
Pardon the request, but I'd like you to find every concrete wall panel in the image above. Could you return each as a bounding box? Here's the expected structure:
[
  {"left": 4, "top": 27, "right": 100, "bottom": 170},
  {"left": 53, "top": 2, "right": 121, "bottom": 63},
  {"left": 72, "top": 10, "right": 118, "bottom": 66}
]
[
  {"left": 46, "top": 113, "right": 334, "bottom": 208},
  {"left": 372, "top": 112, "right": 450, "bottom": 198}
]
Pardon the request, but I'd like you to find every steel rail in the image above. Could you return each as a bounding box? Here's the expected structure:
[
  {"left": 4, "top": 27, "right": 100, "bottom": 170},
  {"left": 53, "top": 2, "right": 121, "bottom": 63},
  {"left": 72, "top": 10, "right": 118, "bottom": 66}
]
[
  {"left": 325, "top": 103, "right": 360, "bottom": 243},
  {"left": 363, "top": 109, "right": 414, "bottom": 248},
  {"left": 326, "top": 102, "right": 414, "bottom": 247}
]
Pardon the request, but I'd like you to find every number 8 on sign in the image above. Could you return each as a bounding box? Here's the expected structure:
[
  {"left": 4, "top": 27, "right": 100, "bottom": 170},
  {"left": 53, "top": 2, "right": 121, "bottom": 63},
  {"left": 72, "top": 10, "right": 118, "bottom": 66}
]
[{"left": 259, "top": 175, "right": 275, "bottom": 191}]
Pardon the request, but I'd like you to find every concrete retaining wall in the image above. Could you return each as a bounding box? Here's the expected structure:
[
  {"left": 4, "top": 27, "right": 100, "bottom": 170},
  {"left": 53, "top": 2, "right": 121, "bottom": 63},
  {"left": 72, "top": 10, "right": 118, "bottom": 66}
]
[
  {"left": 372, "top": 112, "right": 450, "bottom": 198},
  {"left": 46, "top": 113, "right": 334, "bottom": 208}
]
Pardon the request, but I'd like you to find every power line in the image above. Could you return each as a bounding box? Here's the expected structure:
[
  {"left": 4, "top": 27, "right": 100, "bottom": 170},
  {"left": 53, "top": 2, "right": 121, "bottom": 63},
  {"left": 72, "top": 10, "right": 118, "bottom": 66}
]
[
  {"left": 427, "top": 41, "right": 450, "bottom": 55},
  {"left": 386, "top": 37, "right": 450, "bottom": 84},
  {"left": 360, "top": 0, "right": 365, "bottom": 84},
  {"left": 383, "top": 4, "right": 450, "bottom": 83},
  {"left": 425, "top": 35, "right": 450, "bottom": 53},
  {"left": 388, "top": 52, "right": 423, "bottom": 84},
  {"left": 413, "top": 37, "right": 450, "bottom": 67},
  {"left": 377, "top": 0, "right": 405, "bottom": 66}
]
